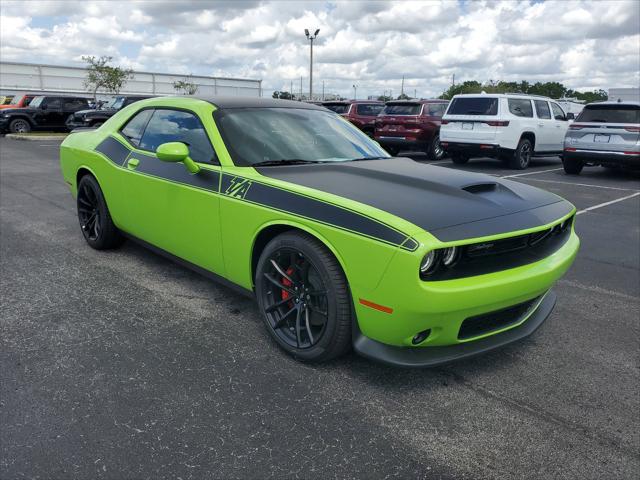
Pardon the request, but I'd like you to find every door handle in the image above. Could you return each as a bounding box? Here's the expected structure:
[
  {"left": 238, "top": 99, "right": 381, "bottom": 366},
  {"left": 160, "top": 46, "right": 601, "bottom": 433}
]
[
  {"left": 127, "top": 158, "right": 140, "bottom": 170},
  {"left": 538, "top": 123, "right": 544, "bottom": 127}
]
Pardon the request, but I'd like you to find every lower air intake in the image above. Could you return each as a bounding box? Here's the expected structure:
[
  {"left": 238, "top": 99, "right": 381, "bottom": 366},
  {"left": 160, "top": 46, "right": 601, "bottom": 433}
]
[{"left": 458, "top": 296, "right": 542, "bottom": 340}]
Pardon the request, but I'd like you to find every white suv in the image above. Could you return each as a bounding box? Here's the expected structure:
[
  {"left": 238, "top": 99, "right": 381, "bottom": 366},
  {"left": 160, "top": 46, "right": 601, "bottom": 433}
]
[{"left": 440, "top": 93, "right": 572, "bottom": 169}]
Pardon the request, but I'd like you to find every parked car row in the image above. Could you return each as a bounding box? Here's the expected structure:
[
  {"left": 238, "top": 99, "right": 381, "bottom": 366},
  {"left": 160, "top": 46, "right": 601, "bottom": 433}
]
[
  {"left": 323, "top": 99, "right": 449, "bottom": 160},
  {"left": 325, "top": 94, "right": 638, "bottom": 173},
  {"left": 0, "top": 94, "right": 152, "bottom": 134}
]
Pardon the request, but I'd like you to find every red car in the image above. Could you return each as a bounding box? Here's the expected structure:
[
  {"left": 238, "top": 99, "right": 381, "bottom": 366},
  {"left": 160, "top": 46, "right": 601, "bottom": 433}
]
[
  {"left": 0, "top": 94, "right": 36, "bottom": 110},
  {"left": 322, "top": 100, "right": 384, "bottom": 136},
  {"left": 374, "top": 100, "right": 449, "bottom": 159}
]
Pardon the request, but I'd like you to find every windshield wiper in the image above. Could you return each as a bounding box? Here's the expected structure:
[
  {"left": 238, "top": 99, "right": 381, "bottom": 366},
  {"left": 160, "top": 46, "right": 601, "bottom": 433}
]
[
  {"left": 349, "top": 156, "right": 389, "bottom": 161},
  {"left": 251, "top": 159, "right": 327, "bottom": 167}
]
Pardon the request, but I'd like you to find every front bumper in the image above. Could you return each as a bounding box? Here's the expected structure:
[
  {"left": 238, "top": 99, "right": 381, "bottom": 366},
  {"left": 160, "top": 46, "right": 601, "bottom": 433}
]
[
  {"left": 0, "top": 117, "right": 9, "bottom": 131},
  {"left": 564, "top": 148, "right": 640, "bottom": 168},
  {"left": 66, "top": 118, "right": 90, "bottom": 130},
  {"left": 354, "top": 290, "right": 556, "bottom": 367}
]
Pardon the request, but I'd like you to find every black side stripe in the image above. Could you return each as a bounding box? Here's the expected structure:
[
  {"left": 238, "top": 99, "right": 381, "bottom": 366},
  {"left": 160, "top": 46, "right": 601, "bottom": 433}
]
[
  {"left": 95, "top": 136, "right": 130, "bottom": 166},
  {"left": 221, "top": 174, "right": 417, "bottom": 251},
  {"left": 93, "top": 136, "right": 417, "bottom": 251},
  {"left": 128, "top": 150, "right": 219, "bottom": 192}
]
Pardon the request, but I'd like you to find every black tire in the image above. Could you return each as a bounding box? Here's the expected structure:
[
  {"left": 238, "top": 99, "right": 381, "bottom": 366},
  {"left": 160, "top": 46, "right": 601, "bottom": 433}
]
[
  {"left": 509, "top": 138, "right": 533, "bottom": 170},
  {"left": 426, "top": 134, "right": 445, "bottom": 160},
  {"left": 385, "top": 146, "right": 400, "bottom": 156},
  {"left": 451, "top": 153, "right": 469, "bottom": 164},
  {"left": 9, "top": 118, "right": 31, "bottom": 133},
  {"left": 77, "top": 174, "right": 124, "bottom": 249},
  {"left": 562, "top": 156, "right": 584, "bottom": 175},
  {"left": 255, "top": 231, "right": 352, "bottom": 363}
]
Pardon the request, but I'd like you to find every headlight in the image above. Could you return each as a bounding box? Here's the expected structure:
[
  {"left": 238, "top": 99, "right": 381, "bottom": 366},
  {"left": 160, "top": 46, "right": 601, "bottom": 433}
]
[
  {"left": 420, "top": 251, "right": 439, "bottom": 275},
  {"left": 442, "top": 247, "right": 458, "bottom": 266}
]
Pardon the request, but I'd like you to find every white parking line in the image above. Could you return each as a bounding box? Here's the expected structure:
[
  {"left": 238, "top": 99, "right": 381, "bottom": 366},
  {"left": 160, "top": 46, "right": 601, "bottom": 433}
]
[
  {"left": 516, "top": 178, "right": 640, "bottom": 192},
  {"left": 576, "top": 192, "right": 640, "bottom": 215},
  {"left": 501, "top": 167, "right": 563, "bottom": 178},
  {"left": 38, "top": 144, "right": 62, "bottom": 147}
]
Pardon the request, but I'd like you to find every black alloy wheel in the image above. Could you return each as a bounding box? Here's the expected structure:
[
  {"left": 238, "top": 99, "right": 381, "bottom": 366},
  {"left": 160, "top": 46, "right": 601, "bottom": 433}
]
[
  {"left": 9, "top": 118, "right": 31, "bottom": 133},
  {"left": 76, "top": 175, "right": 123, "bottom": 250},
  {"left": 255, "top": 232, "right": 352, "bottom": 362},
  {"left": 511, "top": 138, "right": 533, "bottom": 169},
  {"left": 427, "top": 134, "right": 444, "bottom": 160}
]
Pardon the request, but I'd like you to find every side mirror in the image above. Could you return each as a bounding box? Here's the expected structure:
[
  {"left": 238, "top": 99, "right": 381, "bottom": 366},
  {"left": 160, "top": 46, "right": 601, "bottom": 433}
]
[
  {"left": 566, "top": 112, "right": 575, "bottom": 120},
  {"left": 156, "top": 142, "right": 200, "bottom": 174}
]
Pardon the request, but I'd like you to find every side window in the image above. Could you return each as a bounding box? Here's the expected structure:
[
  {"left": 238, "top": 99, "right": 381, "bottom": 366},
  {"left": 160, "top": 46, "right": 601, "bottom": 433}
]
[
  {"left": 508, "top": 99, "right": 533, "bottom": 117},
  {"left": 139, "top": 109, "right": 216, "bottom": 164},
  {"left": 534, "top": 100, "right": 551, "bottom": 119},
  {"left": 64, "top": 98, "right": 87, "bottom": 110},
  {"left": 120, "top": 109, "right": 154, "bottom": 147},
  {"left": 551, "top": 103, "right": 566, "bottom": 120},
  {"left": 45, "top": 97, "right": 62, "bottom": 109}
]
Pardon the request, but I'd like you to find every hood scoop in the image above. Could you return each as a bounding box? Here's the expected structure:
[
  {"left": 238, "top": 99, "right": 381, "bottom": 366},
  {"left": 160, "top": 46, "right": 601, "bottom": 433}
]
[{"left": 462, "top": 182, "right": 497, "bottom": 194}]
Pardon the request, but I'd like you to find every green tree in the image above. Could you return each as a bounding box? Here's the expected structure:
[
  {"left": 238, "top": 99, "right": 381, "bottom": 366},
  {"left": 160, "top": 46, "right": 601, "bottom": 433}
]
[
  {"left": 377, "top": 95, "right": 392, "bottom": 102},
  {"left": 82, "top": 56, "right": 134, "bottom": 103},
  {"left": 397, "top": 93, "right": 411, "bottom": 100},
  {"left": 173, "top": 76, "right": 199, "bottom": 95}
]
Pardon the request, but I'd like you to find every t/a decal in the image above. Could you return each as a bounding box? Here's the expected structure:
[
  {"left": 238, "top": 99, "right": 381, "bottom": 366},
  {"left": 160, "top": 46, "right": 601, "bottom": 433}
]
[{"left": 225, "top": 177, "right": 253, "bottom": 199}]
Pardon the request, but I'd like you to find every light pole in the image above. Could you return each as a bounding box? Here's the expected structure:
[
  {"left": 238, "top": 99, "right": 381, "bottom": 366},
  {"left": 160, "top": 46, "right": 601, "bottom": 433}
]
[
  {"left": 353, "top": 84, "right": 357, "bottom": 100},
  {"left": 305, "top": 28, "right": 320, "bottom": 101}
]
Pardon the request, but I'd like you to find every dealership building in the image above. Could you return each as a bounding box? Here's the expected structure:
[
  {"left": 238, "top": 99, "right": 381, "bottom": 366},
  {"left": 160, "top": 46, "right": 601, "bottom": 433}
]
[{"left": 0, "top": 61, "right": 262, "bottom": 99}]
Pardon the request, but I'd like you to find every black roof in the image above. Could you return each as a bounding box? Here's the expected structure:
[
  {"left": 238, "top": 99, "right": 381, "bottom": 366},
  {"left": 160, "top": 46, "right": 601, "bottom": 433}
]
[{"left": 194, "top": 96, "right": 326, "bottom": 110}]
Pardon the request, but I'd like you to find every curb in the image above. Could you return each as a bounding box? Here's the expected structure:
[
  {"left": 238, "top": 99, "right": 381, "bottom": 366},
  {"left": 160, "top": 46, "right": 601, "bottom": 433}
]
[{"left": 5, "top": 134, "right": 68, "bottom": 141}]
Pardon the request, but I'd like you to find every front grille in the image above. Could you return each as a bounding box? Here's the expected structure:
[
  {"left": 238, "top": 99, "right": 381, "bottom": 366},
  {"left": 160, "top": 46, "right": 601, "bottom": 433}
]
[
  {"left": 428, "top": 215, "right": 574, "bottom": 281},
  {"left": 458, "top": 296, "right": 541, "bottom": 340}
]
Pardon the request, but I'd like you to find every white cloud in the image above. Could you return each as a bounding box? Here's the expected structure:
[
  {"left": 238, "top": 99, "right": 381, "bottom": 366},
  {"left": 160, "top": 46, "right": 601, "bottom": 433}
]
[{"left": 0, "top": 0, "right": 638, "bottom": 98}]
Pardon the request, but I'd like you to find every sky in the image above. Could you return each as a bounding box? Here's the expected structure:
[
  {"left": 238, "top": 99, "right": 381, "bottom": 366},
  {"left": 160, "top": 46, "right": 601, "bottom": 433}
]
[{"left": 1, "top": 0, "right": 638, "bottom": 99}]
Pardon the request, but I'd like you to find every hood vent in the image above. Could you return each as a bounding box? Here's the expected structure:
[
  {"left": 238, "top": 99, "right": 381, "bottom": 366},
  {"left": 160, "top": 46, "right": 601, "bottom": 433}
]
[{"left": 462, "top": 183, "right": 497, "bottom": 194}]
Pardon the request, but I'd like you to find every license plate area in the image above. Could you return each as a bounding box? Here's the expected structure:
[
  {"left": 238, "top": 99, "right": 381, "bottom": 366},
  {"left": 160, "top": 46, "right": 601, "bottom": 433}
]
[
  {"left": 462, "top": 122, "right": 474, "bottom": 130},
  {"left": 594, "top": 134, "right": 610, "bottom": 143}
]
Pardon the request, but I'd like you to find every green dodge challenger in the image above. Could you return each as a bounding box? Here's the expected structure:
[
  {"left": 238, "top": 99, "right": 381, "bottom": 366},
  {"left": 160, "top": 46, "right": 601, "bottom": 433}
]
[{"left": 60, "top": 96, "right": 579, "bottom": 367}]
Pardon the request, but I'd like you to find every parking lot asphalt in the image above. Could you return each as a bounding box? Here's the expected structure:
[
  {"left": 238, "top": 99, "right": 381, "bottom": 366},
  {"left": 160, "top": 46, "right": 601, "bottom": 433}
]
[{"left": 1, "top": 138, "right": 639, "bottom": 480}]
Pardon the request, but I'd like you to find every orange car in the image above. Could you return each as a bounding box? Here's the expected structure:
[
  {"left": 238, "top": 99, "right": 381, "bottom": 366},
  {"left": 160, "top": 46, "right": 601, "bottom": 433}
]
[{"left": 0, "top": 94, "right": 36, "bottom": 110}]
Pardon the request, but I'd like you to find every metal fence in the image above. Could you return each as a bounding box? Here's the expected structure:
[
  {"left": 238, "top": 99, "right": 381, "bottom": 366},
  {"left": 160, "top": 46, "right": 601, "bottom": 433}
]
[{"left": 0, "top": 61, "right": 262, "bottom": 98}]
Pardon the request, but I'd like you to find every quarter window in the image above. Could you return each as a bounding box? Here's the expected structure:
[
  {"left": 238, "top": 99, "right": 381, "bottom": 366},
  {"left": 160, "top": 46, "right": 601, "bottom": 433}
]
[
  {"left": 550, "top": 103, "right": 566, "bottom": 120},
  {"left": 508, "top": 99, "right": 533, "bottom": 117},
  {"left": 121, "top": 109, "right": 153, "bottom": 147},
  {"left": 424, "top": 103, "right": 447, "bottom": 117},
  {"left": 534, "top": 100, "right": 551, "bottom": 119},
  {"left": 139, "top": 109, "right": 216, "bottom": 164}
]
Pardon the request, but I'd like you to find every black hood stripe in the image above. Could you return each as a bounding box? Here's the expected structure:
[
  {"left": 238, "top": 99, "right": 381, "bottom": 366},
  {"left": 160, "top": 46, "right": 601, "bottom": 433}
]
[
  {"left": 256, "top": 159, "right": 573, "bottom": 241},
  {"left": 93, "top": 136, "right": 417, "bottom": 251},
  {"left": 220, "top": 174, "right": 416, "bottom": 250}
]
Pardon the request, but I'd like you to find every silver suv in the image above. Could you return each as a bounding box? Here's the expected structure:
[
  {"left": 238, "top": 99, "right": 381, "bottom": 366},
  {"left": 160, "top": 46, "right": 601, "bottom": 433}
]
[{"left": 562, "top": 101, "right": 640, "bottom": 174}]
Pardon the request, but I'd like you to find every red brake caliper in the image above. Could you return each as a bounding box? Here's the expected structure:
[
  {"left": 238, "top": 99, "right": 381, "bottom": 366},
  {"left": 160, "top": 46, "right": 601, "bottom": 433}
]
[{"left": 281, "top": 267, "right": 295, "bottom": 301}]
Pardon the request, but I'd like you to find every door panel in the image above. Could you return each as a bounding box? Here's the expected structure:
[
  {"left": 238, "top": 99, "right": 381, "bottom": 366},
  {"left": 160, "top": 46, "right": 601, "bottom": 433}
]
[
  {"left": 533, "top": 100, "right": 554, "bottom": 151},
  {"left": 118, "top": 149, "right": 224, "bottom": 275}
]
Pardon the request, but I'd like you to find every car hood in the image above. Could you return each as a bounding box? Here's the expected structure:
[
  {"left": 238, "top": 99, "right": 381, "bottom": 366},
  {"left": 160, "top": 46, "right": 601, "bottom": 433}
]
[
  {"left": 255, "top": 158, "right": 574, "bottom": 242},
  {"left": 73, "top": 108, "right": 115, "bottom": 118},
  {"left": 0, "top": 107, "right": 34, "bottom": 114}
]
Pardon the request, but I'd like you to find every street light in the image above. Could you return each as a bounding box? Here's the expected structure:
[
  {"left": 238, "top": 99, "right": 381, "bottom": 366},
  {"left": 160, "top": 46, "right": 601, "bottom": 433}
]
[
  {"left": 353, "top": 84, "right": 357, "bottom": 100},
  {"left": 305, "top": 28, "right": 320, "bottom": 101}
]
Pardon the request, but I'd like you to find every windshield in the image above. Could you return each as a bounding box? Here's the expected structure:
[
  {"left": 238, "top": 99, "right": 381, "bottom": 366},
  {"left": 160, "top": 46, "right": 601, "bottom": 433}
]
[
  {"left": 215, "top": 108, "right": 390, "bottom": 166},
  {"left": 447, "top": 97, "right": 499, "bottom": 115},
  {"left": 324, "top": 104, "right": 350, "bottom": 114},
  {"left": 577, "top": 105, "right": 640, "bottom": 124},
  {"left": 381, "top": 104, "right": 421, "bottom": 115},
  {"left": 28, "top": 96, "right": 45, "bottom": 108},
  {"left": 104, "top": 97, "right": 125, "bottom": 110}
]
